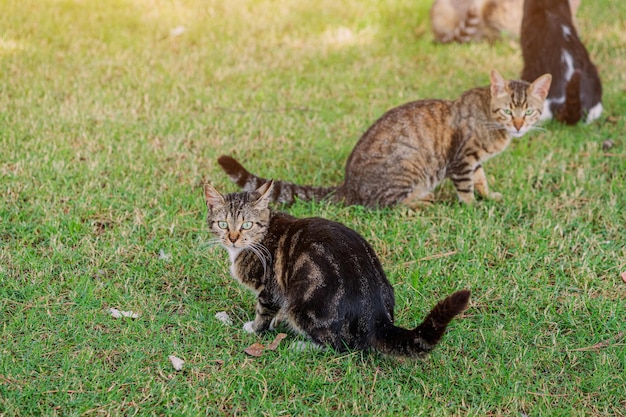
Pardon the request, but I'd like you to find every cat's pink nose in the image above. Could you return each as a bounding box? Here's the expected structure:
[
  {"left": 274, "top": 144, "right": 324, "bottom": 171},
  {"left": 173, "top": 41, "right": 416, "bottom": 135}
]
[
  {"left": 228, "top": 233, "right": 238, "bottom": 243},
  {"left": 513, "top": 118, "right": 524, "bottom": 131}
]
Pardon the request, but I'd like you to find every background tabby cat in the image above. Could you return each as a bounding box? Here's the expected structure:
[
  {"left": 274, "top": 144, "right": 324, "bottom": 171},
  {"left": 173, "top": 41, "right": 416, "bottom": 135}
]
[
  {"left": 430, "top": 0, "right": 580, "bottom": 43},
  {"left": 219, "top": 70, "right": 551, "bottom": 208}
]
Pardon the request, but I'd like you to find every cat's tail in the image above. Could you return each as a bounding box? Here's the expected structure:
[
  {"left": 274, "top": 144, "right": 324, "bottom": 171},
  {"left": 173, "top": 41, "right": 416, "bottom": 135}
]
[
  {"left": 217, "top": 155, "right": 338, "bottom": 205},
  {"left": 374, "top": 289, "right": 470, "bottom": 358},
  {"left": 431, "top": 4, "right": 482, "bottom": 44},
  {"left": 555, "top": 69, "right": 583, "bottom": 125},
  {"left": 448, "top": 7, "right": 482, "bottom": 43}
]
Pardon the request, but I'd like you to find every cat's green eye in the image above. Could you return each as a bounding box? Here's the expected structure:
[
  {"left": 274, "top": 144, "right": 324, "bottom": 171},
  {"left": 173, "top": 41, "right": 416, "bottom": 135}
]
[
  {"left": 217, "top": 221, "right": 228, "bottom": 230},
  {"left": 503, "top": 109, "right": 512, "bottom": 115},
  {"left": 525, "top": 109, "right": 534, "bottom": 116},
  {"left": 241, "top": 221, "right": 253, "bottom": 230}
]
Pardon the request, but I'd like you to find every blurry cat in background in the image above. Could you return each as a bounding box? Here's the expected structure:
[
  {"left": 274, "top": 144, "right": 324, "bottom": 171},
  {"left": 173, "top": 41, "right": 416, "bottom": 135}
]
[
  {"left": 430, "top": 0, "right": 580, "bottom": 44},
  {"left": 521, "top": 0, "right": 602, "bottom": 124}
]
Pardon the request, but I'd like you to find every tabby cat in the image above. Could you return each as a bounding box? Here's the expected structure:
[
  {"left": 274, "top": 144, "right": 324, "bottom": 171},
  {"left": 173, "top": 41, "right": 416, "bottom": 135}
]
[
  {"left": 430, "top": 0, "right": 580, "bottom": 44},
  {"left": 521, "top": 0, "right": 602, "bottom": 124},
  {"left": 204, "top": 180, "right": 470, "bottom": 357},
  {"left": 218, "top": 70, "right": 551, "bottom": 208}
]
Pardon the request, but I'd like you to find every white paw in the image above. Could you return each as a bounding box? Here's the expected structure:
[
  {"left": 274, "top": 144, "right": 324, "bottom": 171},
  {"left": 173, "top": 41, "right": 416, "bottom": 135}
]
[{"left": 243, "top": 321, "right": 256, "bottom": 333}]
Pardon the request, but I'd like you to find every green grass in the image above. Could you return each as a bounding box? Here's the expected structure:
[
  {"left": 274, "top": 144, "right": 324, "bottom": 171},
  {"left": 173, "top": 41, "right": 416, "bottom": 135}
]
[{"left": 1, "top": 0, "right": 625, "bottom": 415}]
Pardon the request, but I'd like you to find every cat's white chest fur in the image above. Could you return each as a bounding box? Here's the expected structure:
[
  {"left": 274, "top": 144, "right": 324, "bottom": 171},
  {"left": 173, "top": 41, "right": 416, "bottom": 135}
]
[{"left": 226, "top": 246, "right": 244, "bottom": 280}]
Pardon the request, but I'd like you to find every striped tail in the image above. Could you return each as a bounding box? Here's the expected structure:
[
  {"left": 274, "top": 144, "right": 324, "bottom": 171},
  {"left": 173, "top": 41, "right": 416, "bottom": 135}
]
[
  {"left": 217, "top": 155, "right": 337, "bottom": 205},
  {"left": 452, "top": 7, "right": 482, "bottom": 43},
  {"left": 374, "top": 289, "right": 470, "bottom": 358},
  {"left": 555, "top": 69, "right": 583, "bottom": 125}
]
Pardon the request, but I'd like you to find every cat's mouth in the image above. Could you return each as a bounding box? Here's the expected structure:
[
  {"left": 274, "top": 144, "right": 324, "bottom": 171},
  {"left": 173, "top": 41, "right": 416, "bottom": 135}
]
[
  {"left": 223, "top": 240, "right": 240, "bottom": 249},
  {"left": 509, "top": 128, "right": 528, "bottom": 138}
]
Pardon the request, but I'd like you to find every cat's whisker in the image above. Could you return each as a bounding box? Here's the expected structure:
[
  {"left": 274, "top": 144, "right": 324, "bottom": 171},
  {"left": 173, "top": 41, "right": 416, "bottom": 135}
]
[
  {"left": 246, "top": 243, "right": 271, "bottom": 276},
  {"left": 198, "top": 238, "right": 222, "bottom": 249},
  {"left": 252, "top": 242, "right": 272, "bottom": 261},
  {"left": 481, "top": 122, "right": 506, "bottom": 131}
]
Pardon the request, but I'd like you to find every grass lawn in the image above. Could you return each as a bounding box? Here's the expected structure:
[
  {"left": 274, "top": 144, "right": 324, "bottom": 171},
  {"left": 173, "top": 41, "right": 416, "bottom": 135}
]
[{"left": 1, "top": 0, "right": 625, "bottom": 415}]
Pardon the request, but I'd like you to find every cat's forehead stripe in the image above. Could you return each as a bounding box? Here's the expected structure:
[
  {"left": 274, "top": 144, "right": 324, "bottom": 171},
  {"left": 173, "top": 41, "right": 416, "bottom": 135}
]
[
  {"left": 509, "top": 80, "right": 529, "bottom": 107},
  {"left": 219, "top": 193, "right": 246, "bottom": 219}
]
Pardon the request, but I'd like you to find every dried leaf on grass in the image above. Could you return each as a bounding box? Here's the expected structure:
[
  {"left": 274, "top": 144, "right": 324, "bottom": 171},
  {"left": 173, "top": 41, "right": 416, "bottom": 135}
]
[
  {"left": 244, "top": 343, "right": 266, "bottom": 357},
  {"left": 266, "top": 333, "right": 288, "bottom": 350},
  {"left": 168, "top": 355, "right": 185, "bottom": 371},
  {"left": 169, "top": 26, "right": 186, "bottom": 37},
  {"left": 572, "top": 331, "right": 626, "bottom": 352},
  {"left": 215, "top": 311, "right": 233, "bottom": 326},
  {"left": 244, "top": 333, "right": 288, "bottom": 357},
  {"left": 107, "top": 308, "right": 140, "bottom": 319},
  {"left": 159, "top": 249, "right": 172, "bottom": 262}
]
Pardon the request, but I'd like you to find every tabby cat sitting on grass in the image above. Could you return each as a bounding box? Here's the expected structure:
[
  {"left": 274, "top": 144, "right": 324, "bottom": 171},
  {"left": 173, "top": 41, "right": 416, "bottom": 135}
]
[
  {"left": 204, "top": 180, "right": 470, "bottom": 357},
  {"left": 218, "top": 70, "right": 551, "bottom": 208}
]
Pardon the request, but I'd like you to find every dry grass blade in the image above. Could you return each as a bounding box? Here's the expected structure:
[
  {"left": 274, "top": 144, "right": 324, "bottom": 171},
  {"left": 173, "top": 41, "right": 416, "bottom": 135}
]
[{"left": 571, "top": 331, "right": 626, "bottom": 352}]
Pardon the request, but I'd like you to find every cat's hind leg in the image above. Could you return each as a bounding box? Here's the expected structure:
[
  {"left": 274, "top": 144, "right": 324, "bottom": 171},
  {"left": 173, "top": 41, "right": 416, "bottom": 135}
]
[
  {"left": 401, "top": 186, "right": 436, "bottom": 209},
  {"left": 473, "top": 165, "right": 502, "bottom": 201},
  {"left": 450, "top": 172, "right": 476, "bottom": 204}
]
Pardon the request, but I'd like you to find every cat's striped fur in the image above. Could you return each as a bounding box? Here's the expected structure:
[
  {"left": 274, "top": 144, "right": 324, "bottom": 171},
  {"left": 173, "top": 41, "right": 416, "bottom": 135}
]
[
  {"left": 431, "top": 0, "right": 492, "bottom": 44},
  {"left": 218, "top": 70, "right": 551, "bottom": 208},
  {"left": 204, "top": 181, "right": 470, "bottom": 357}
]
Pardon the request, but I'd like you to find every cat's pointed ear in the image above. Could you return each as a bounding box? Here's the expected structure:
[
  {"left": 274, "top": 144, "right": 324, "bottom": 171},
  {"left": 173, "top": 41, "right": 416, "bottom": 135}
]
[
  {"left": 204, "top": 183, "right": 225, "bottom": 211},
  {"left": 490, "top": 70, "right": 508, "bottom": 97},
  {"left": 252, "top": 180, "right": 274, "bottom": 210},
  {"left": 529, "top": 73, "right": 552, "bottom": 100}
]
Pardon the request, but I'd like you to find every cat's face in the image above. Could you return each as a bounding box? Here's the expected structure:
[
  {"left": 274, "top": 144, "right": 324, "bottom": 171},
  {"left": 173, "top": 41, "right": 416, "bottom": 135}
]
[
  {"left": 490, "top": 70, "right": 552, "bottom": 138},
  {"left": 204, "top": 181, "right": 273, "bottom": 252}
]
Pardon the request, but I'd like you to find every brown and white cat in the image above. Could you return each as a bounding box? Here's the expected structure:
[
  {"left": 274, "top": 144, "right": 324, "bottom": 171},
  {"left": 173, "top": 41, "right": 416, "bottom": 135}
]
[
  {"left": 204, "top": 180, "right": 470, "bottom": 357},
  {"left": 218, "top": 70, "right": 551, "bottom": 208},
  {"left": 521, "top": 0, "right": 602, "bottom": 124},
  {"left": 430, "top": 0, "right": 580, "bottom": 44}
]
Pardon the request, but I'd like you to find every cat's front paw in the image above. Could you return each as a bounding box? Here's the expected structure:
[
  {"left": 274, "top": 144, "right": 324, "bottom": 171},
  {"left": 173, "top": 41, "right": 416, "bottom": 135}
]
[
  {"left": 458, "top": 195, "right": 475, "bottom": 205},
  {"left": 489, "top": 192, "right": 503, "bottom": 201},
  {"left": 243, "top": 321, "right": 257, "bottom": 333}
]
